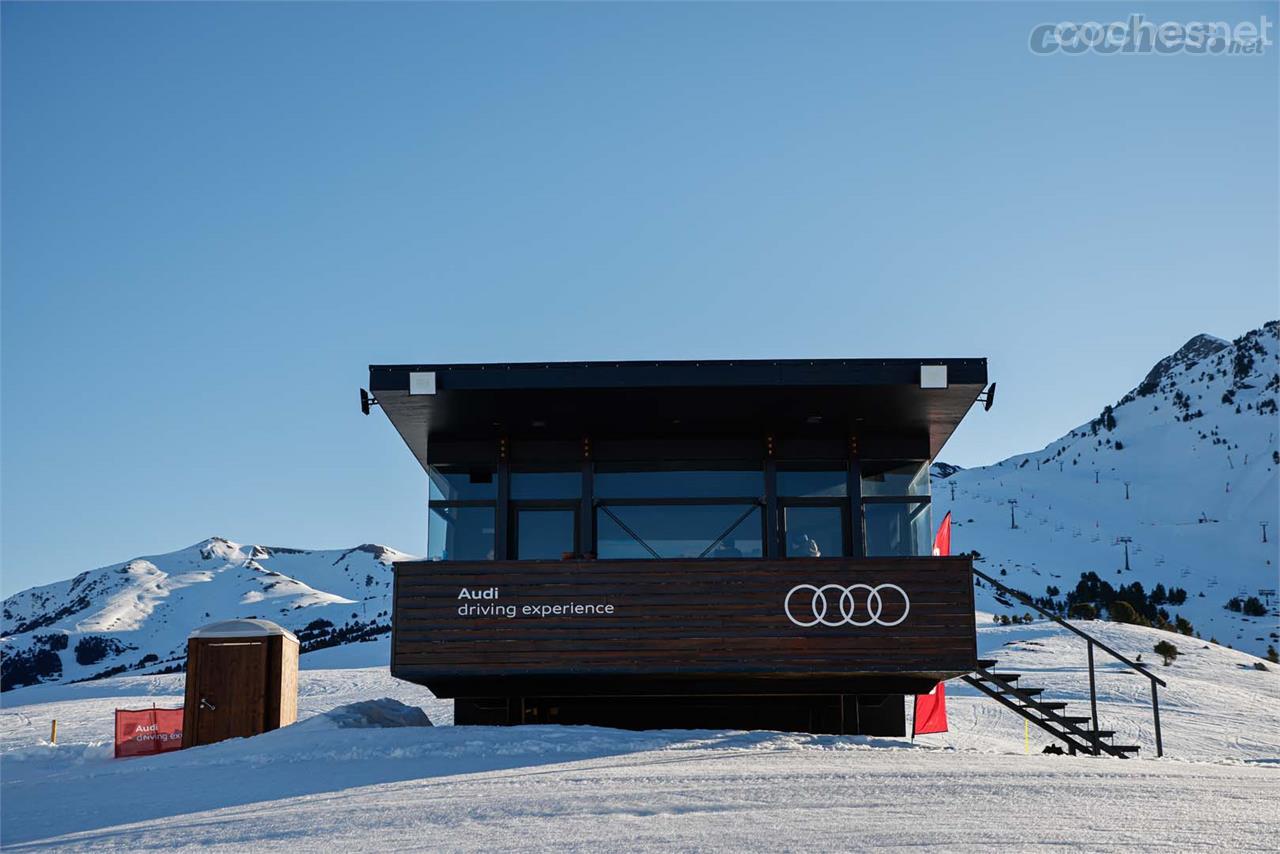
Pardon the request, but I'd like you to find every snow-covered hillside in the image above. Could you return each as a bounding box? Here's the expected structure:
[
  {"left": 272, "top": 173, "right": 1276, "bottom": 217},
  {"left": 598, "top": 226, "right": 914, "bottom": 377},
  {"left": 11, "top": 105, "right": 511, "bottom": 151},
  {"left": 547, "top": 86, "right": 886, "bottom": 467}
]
[
  {"left": 1, "top": 538, "right": 414, "bottom": 692},
  {"left": 1, "top": 621, "right": 1275, "bottom": 850},
  {"left": 4, "top": 322, "right": 1276, "bottom": 693},
  {"left": 935, "top": 321, "right": 1279, "bottom": 656}
]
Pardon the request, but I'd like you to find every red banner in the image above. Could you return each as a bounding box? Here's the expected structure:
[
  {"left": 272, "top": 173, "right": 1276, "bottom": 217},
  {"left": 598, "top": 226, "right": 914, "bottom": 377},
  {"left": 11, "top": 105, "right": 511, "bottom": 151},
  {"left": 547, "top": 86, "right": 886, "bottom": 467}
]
[
  {"left": 932, "top": 511, "right": 952, "bottom": 557},
  {"left": 114, "top": 707, "right": 184, "bottom": 758},
  {"left": 912, "top": 682, "right": 949, "bottom": 736}
]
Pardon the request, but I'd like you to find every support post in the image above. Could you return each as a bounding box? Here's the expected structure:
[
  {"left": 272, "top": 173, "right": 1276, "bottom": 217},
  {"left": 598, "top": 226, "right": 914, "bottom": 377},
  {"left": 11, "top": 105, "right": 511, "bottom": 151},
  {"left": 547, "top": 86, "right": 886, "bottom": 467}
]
[
  {"left": 764, "top": 446, "right": 779, "bottom": 558},
  {"left": 848, "top": 441, "right": 864, "bottom": 557},
  {"left": 496, "top": 440, "right": 510, "bottom": 559},
  {"left": 1151, "top": 681, "right": 1163, "bottom": 758},
  {"left": 579, "top": 442, "right": 594, "bottom": 558},
  {"left": 1087, "top": 640, "right": 1100, "bottom": 755},
  {"left": 1090, "top": 640, "right": 1100, "bottom": 752}
]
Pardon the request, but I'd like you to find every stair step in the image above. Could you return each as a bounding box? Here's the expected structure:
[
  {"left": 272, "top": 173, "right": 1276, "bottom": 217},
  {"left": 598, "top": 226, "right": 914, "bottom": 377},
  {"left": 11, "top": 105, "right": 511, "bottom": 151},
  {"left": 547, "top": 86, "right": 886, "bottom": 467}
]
[
  {"left": 985, "top": 672, "right": 1021, "bottom": 682},
  {"left": 999, "top": 687, "right": 1043, "bottom": 697},
  {"left": 1085, "top": 731, "right": 1117, "bottom": 740},
  {"left": 1037, "top": 702, "right": 1069, "bottom": 710},
  {"left": 977, "top": 658, "right": 999, "bottom": 668},
  {"left": 1110, "top": 745, "right": 1141, "bottom": 754},
  {"left": 1057, "top": 716, "right": 1092, "bottom": 725}
]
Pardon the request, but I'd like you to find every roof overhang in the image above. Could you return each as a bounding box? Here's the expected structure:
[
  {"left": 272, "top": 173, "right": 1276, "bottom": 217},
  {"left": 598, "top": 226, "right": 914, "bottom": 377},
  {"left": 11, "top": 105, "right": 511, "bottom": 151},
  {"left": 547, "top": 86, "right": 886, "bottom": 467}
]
[{"left": 369, "top": 358, "right": 988, "bottom": 469}]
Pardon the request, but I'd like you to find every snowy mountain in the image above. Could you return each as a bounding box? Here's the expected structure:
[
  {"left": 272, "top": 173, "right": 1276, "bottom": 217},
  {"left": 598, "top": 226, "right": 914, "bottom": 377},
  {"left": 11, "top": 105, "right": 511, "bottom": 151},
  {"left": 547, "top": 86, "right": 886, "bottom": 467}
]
[
  {"left": 4, "top": 322, "right": 1276, "bottom": 690},
  {"left": 935, "top": 321, "right": 1280, "bottom": 655},
  {"left": 1, "top": 538, "right": 413, "bottom": 691}
]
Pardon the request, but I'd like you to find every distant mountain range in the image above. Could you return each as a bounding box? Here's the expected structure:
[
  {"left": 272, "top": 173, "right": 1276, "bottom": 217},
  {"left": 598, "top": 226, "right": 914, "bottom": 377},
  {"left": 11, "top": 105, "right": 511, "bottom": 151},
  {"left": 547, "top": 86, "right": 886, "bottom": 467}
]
[
  {"left": 934, "top": 321, "right": 1279, "bottom": 655},
  {"left": 4, "top": 322, "right": 1277, "bottom": 691},
  {"left": 2, "top": 539, "right": 411, "bottom": 691}
]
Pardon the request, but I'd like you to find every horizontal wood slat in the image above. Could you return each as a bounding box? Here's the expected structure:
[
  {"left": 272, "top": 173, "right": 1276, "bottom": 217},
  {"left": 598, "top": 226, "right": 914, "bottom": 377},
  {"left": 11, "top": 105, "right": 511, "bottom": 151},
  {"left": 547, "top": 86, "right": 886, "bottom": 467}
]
[{"left": 393, "top": 557, "right": 976, "bottom": 683}]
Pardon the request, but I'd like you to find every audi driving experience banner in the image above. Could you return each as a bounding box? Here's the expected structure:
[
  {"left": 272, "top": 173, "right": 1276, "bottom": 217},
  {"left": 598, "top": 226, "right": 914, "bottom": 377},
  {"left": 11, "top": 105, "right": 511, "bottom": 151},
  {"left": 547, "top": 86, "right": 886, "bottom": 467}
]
[{"left": 398, "top": 558, "right": 976, "bottom": 677}]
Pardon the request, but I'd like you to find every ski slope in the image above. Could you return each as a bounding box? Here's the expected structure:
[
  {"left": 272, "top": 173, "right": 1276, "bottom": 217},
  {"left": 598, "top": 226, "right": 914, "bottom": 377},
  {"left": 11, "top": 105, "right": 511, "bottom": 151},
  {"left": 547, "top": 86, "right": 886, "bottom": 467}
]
[
  {"left": 2, "top": 622, "right": 1276, "bottom": 851},
  {"left": 934, "top": 321, "right": 1279, "bottom": 656}
]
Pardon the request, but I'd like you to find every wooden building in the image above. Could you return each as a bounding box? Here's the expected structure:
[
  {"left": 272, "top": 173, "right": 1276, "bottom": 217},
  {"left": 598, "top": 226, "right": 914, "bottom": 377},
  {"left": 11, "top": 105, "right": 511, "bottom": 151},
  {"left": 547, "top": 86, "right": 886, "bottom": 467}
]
[
  {"left": 366, "top": 357, "right": 989, "bottom": 735},
  {"left": 182, "top": 619, "right": 299, "bottom": 747}
]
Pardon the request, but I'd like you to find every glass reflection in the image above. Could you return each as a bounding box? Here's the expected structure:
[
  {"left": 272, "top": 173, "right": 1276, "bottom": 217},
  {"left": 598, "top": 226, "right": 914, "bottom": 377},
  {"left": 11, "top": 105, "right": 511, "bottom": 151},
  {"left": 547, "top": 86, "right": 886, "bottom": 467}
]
[
  {"left": 511, "top": 471, "right": 581, "bottom": 499},
  {"left": 777, "top": 469, "right": 847, "bottom": 498},
  {"left": 428, "top": 466, "right": 497, "bottom": 501},
  {"left": 596, "top": 505, "right": 762, "bottom": 559},
  {"left": 860, "top": 461, "right": 930, "bottom": 497},
  {"left": 427, "top": 505, "right": 495, "bottom": 561},
  {"left": 594, "top": 469, "right": 763, "bottom": 499},
  {"left": 864, "top": 501, "right": 932, "bottom": 556},
  {"left": 516, "top": 509, "right": 576, "bottom": 559},
  {"left": 783, "top": 506, "right": 845, "bottom": 557}
]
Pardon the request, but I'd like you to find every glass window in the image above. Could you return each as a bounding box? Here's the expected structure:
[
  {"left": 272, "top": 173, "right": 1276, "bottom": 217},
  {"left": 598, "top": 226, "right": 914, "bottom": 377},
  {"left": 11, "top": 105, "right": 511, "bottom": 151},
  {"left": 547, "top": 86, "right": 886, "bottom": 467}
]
[
  {"left": 596, "top": 505, "right": 762, "bottom": 559},
  {"left": 427, "top": 505, "right": 495, "bottom": 561},
  {"left": 428, "top": 466, "right": 497, "bottom": 501},
  {"left": 864, "top": 501, "right": 932, "bottom": 557},
  {"left": 783, "top": 506, "right": 845, "bottom": 557},
  {"left": 595, "top": 468, "right": 763, "bottom": 499},
  {"left": 511, "top": 471, "right": 581, "bottom": 499},
  {"left": 515, "top": 509, "right": 576, "bottom": 560},
  {"left": 778, "top": 468, "right": 847, "bottom": 498},
  {"left": 860, "top": 461, "right": 930, "bottom": 497}
]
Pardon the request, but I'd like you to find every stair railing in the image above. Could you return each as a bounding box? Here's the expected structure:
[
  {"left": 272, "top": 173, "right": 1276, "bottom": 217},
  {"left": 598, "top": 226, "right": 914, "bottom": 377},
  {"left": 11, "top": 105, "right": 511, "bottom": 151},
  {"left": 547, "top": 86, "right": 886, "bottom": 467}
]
[{"left": 971, "top": 565, "right": 1167, "bottom": 757}]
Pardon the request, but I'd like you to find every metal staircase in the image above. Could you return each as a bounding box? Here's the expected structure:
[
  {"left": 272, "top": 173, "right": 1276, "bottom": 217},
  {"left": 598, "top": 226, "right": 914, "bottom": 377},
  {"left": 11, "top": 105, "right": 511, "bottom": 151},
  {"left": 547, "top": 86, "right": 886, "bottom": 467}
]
[
  {"left": 963, "top": 660, "right": 1140, "bottom": 757},
  {"left": 968, "top": 567, "right": 1168, "bottom": 759}
]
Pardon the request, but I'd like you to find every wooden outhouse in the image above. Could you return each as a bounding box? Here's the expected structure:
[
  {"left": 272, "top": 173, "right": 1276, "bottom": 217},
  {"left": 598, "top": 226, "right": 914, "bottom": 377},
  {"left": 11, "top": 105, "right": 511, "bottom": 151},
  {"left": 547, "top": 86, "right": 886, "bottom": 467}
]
[{"left": 181, "top": 618, "right": 299, "bottom": 747}]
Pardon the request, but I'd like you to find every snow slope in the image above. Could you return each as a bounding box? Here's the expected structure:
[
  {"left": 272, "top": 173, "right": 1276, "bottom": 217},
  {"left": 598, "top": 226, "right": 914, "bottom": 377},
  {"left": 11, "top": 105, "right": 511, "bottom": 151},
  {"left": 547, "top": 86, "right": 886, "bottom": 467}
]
[
  {"left": 1, "top": 539, "right": 414, "bottom": 691},
  {"left": 934, "top": 321, "right": 1279, "bottom": 655},
  {"left": 1, "top": 622, "right": 1275, "bottom": 851}
]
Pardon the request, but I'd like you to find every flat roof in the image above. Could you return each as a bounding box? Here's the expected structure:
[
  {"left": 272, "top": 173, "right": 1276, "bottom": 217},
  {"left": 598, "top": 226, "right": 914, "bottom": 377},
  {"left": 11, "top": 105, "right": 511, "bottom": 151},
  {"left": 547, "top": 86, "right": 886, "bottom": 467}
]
[{"left": 369, "top": 357, "right": 988, "bottom": 466}]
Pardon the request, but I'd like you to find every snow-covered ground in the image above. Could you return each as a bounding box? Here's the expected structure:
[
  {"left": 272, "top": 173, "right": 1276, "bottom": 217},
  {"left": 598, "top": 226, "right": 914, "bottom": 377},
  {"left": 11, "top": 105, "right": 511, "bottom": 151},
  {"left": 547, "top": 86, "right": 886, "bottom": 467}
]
[{"left": 3, "top": 624, "right": 1276, "bottom": 851}]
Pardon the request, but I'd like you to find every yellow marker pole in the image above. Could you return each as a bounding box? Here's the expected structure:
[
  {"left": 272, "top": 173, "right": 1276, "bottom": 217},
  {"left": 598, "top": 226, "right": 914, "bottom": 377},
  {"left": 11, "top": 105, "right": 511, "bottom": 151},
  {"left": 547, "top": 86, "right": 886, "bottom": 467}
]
[
  {"left": 50, "top": 720, "right": 57, "bottom": 745},
  {"left": 1024, "top": 719, "right": 1029, "bottom": 754}
]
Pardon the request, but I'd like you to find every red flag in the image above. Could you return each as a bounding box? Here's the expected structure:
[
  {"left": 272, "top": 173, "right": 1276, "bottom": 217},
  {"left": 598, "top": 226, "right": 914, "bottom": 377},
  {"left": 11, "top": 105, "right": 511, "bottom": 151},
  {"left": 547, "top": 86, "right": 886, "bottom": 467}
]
[
  {"left": 932, "top": 511, "right": 951, "bottom": 557},
  {"left": 912, "top": 682, "right": 948, "bottom": 735},
  {"left": 114, "top": 707, "right": 184, "bottom": 758}
]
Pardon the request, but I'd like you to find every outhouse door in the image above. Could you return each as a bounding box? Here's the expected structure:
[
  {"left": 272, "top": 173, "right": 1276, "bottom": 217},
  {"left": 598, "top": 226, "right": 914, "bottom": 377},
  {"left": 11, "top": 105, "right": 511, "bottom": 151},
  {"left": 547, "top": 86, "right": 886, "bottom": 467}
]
[{"left": 194, "top": 640, "right": 268, "bottom": 744}]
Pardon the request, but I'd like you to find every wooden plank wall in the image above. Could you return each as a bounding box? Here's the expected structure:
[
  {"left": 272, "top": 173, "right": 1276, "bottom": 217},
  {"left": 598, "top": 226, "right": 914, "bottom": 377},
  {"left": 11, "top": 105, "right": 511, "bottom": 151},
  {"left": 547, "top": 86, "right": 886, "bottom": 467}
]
[{"left": 394, "top": 557, "right": 976, "bottom": 680}]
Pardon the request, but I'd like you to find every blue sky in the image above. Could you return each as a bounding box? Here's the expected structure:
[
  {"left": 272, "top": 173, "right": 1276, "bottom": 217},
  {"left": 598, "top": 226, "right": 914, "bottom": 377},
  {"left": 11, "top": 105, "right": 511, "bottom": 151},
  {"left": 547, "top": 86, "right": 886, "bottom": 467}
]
[{"left": 2, "top": 2, "right": 1276, "bottom": 594}]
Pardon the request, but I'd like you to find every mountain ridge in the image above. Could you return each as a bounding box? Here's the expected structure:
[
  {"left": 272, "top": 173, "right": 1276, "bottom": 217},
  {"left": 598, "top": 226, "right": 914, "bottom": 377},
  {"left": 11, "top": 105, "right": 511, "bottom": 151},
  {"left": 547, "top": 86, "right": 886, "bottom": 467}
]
[
  {"left": 5, "top": 321, "right": 1277, "bottom": 690},
  {"left": 2, "top": 537, "right": 414, "bottom": 691},
  {"left": 934, "top": 320, "right": 1278, "bottom": 655}
]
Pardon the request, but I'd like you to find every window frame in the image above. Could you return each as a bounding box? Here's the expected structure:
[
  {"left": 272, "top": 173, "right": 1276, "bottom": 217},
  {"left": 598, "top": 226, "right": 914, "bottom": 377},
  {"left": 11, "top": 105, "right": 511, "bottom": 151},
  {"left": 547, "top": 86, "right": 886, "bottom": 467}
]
[
  {"left": 510, "top": 503, "right": 581, "bottom": 560},
  {"left": 860, "top": 496, "right": 934, "bottom": 557},
  {"left": 775, "top": 462, "right": 852, "bottom": 557},
  {"left": 592, "top": 461, "right": 766, "bottom": 559},
  {"left": 854, "top": 458, "right": 932, "bottom": 557},
  {"left": 779, "top": 500, "right": 850, "bottom": 558},
  {"left": 426, "top": 502, "right": 498, "bottom": 562},
  {"left": 426, "top": 464, "right": 499, "bottom": 562}
]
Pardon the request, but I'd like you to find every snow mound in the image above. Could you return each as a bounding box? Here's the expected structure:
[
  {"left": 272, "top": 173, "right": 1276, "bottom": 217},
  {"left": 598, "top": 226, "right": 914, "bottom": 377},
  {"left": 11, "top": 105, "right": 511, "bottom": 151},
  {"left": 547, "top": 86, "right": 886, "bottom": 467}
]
[{"left": 305, "top": 698, "right": 433, "bottom": 730}]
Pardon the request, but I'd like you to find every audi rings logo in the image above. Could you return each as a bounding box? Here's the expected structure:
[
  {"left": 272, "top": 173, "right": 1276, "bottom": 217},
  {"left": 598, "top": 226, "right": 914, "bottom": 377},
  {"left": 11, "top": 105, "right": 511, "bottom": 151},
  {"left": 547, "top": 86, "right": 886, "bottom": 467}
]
[{"left": 784, "top": 583, "right": 910, "bottom": 628}]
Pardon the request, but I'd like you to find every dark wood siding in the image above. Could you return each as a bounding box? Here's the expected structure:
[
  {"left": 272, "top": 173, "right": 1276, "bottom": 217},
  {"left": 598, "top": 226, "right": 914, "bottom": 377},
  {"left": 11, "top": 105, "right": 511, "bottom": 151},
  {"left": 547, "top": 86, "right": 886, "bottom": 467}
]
[{"left": 393, "top": 557, "right": 976, "bottom": 695}]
